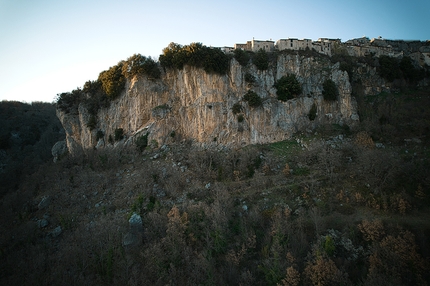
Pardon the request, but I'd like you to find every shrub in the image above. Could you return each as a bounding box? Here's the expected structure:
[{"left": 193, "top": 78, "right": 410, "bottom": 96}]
[
  {"left": 308, "top": 103, "right": 317, "bottom": 121},
  {"left": 322, "top": 79, "right": 338, "bottom": 101},
  {"left": 244, "top": 72, "right": 256, "bottom": 84},
  {"left": 159, "top": 42, "right": 230, "bottom": 75},
  {"left": 82, "top": 80, "right": 111, "bottom": 121},
  {"left": 83, "top": 80, "right": 103, "bottom": 96},
  {"left": 378, "top": 55, "right": 401, "bottom": 82},
  {"left": 237, "top": 114, "right": 244, "bottom": 123},
  {"left": 56, "top": 89, "right": 83, "bottom": 113},
  {"left": 274, "top": 74, "right": 302, "bottom": 101},
  {"left": 243, "top": 90, "right": 262, "bottom": 107},
  {"left": 234, "top": 49, "right": 251, "bottom": 66},
  {"left": 123, "top": 54, "right": 161, "bottom": 79},
  {"left": 252, "top": 49, "right": 269, "bottom": 71},
  {"left": 399, "top": 56, "right": 425, "bottom": 82},
  {"left": 114, "top": 128, "right": 124, "bottom": 141},
  {"left": 135, "top": 133, "right": 149, "bottom": 151},
  {"left": 96, "top": 130, "right": 104, "bottom": 141},
  {"left": 98, "top": 62, "right": 126, "bottom": 100},
  {"left": 86, "top": 115, "right": 97, "bottom": 130},
  {"left": 232, "top": 103, "right": 242, "bottom": 115}
]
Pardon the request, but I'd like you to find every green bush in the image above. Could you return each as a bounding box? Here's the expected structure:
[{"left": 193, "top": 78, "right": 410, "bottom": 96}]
[
  {"left": 159, "top": 42, "right": 230, "bottom": 75},
  {"left": 56, "top": 89, "right": 83, "bottom": 113},
  {"left": 274, "top": 74, "right": 302, "bottom": 101},
  {"left": 322, "top": 79, "right": 339, "bottom": 101},
  {"left": 399, "top": 56, "right": 426, "bottom": 82},
  {"left": 98, "top": 62, "right": 126, "bottom": 100},
  {"left": 83, "top": 80, "right": 103, "bottom": 96},
  {"left": 86, "top": 115, "right": 97, "bottom": 130},
  {"left": 82, "top": 80, "right": 110, "bottom": 119},
  {"left": 135, "top": 133, "right": 149, "bottom": 151},
  {"left": 123, "top": 54, "right": 161, "bottom": 79},
  {"left": 308, "top": 102, "right": 317, "bottom": 121},
  {"left": 243, "top": 90, "right": 262, "bottom": 107},
  {"left": 237, "top": 114, "right": 244, "bottom": 122},
  {"left": 233, "top": 49, "right": 251, "bottom": 66},
  {"left": 114, "top": 128, "right": 124, "bottom": 141},
  {"left": 232, "top": 103, "right": 242, "bottom": 115},
  {"left": 252, "top": 49, "right": 269, "bottom": 71},
  {"left": 378, "top": 55, "right": 401, "bottom": 82},
  {"left": 245, "top": 72, "right": 256, "bottom": 84}
]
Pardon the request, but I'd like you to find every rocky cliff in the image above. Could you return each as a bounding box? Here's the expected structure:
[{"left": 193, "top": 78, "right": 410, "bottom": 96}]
[{"left": 58, "top": 54, "right": 362, "bottom": 155}]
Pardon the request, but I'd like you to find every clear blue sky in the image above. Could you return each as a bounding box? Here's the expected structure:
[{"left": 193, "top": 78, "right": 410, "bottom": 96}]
[{"left": 0, "top": 0, "right": 428, "bottom": 103}]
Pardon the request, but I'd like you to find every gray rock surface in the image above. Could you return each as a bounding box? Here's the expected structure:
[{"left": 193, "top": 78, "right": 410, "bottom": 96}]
[
  {"left": 123, "top": 213, "right": 144, "bottom": 247},
  {"left": 51, "top": 140, "right": 67, "bottom": 162},
  {"left": 57, "top": 55, "right": 363, "bottom": 154},
  {"left": 38, "top": 196, "right": 51, "bottom": 210}
]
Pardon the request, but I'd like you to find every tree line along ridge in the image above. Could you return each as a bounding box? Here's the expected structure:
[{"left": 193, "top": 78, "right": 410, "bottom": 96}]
[{"left": 56, "top": 41, "right": 429, "bottom": 123}]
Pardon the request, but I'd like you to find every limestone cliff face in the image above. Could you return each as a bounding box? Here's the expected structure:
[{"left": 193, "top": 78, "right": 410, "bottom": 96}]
[{"left": 58, "top": 54, "right": 361, "bottom": 154}]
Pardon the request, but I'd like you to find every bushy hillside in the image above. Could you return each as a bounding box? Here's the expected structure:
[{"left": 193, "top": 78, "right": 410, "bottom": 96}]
[
  {"left": 0, "top": 101, "right": 65, "bottom": 197},
  {"left": 1, "top": 89, "right": 430, "bottom": 285}
]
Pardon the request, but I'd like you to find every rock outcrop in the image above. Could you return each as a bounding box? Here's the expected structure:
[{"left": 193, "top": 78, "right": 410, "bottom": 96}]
[{"left": 58, "top": 54, "right": 361, "bottom": 155}]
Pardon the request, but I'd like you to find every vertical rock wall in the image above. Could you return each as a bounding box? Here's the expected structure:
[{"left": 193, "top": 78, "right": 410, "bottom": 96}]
[{"left": 58, "top": 54, "right": 360, "bottom": 154}]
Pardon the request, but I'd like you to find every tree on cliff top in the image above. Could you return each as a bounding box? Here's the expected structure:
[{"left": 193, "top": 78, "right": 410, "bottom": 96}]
[
  {"left": 252, "top": 49, "right": 269, "bottom": 71},
  {"left": 159, "top": 42, "right": 230, "bottom": 75},
  {"left": 122, "top": 54, "right": 161, "bottom": 80},
  {"left": 98, "top": 62, "right": 126, "bottom": 100}
]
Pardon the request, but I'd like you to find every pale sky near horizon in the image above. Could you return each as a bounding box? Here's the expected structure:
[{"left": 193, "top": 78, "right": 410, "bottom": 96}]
[{"left": 0, "top": 0, "right": 428, "bottom": 103}]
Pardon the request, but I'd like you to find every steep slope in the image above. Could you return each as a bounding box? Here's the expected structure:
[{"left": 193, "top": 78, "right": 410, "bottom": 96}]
[{"left": 58, "top": 54, "right": 359, "bottom": 155}]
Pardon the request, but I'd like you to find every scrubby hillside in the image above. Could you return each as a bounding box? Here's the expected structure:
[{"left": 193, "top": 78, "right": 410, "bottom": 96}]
[
  {"left": 1, "top": 88, "right": 430, "bottom": 285},
  {"left": 2, "top": 43, "right": 430, "bottom": 285},
  {"left": 0, "top": 101, "right": 65, "bottom": 197}
]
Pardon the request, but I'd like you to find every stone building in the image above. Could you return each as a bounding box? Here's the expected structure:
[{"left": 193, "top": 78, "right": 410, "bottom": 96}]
[
  {"left": 314, "top": 38, "right": 341, "bottom": 56},
  {"left": 234, "top": 39, "right": 274, "bottom": 52},
  {"left": 275, "top": 38, "right": 313, "bottom": 51},
  {"left": 220, "top": 46, "right": 235, "bottom": 54},
  {"left": 234, "top": 42, "right": 251, "bottom": 51}
]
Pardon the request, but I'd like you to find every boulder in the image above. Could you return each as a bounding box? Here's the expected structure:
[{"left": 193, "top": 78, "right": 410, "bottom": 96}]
[
  {"left": 123, "top": 213, "right": 144, "bottom": 247},
  {"left": 51, "top": 140, "right": 67, "bottom": 162}
]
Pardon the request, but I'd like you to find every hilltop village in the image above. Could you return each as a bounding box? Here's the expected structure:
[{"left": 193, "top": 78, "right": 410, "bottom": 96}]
[{"left": 221, "top": 36, "right": 430, "bottom": 66}]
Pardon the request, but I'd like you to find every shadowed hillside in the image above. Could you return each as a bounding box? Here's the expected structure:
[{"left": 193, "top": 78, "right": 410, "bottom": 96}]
[
  {"left": 1, "top": 87, "right": 430, "bottom": 285},
  {"left": 0, "top": 101, "right": 65, "bottom": 197}
]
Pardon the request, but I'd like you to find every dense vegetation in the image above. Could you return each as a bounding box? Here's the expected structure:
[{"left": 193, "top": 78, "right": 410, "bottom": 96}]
[
  {"left": 322, "top": 79, "right": 339, "bottom": 101},
  {"left": 122, "top": 54, "right": 160, "bottom": 80},
  {"left": 332, "top": 52, "right": 428, "bottom": 86},
  {"left": 274, "top": 74, "right": 303, "bottom": 101},
  {"left": 159, "top": 42, "right": 230, "bottom": 75},
  {"left": 243, "top": 90, "right": 263, "bottom": 107},
  {"left": 2, "top": 87, "right": 430, "bottom": 285},
  {"left": 234, "top": 48, "right": 251, "bottom": 66},
  {"left": 57, "top": 53, "right": 162, "bottom": 130},
  {"left": 252, "top": 49, "right": 269, "bottom": 71},
  {"left": 0, "top": 101, "right": 64, "bottom": 197}
]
